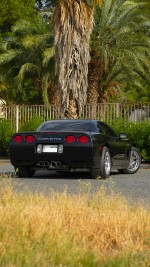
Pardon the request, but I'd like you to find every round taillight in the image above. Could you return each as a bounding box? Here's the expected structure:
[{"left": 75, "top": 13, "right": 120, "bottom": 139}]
[
  {"left": 65, "top": 135, "right": 76, "bottom": 143},
  {"left": 25, "top": 135, "right": 35, "bottom": 143},
  {"left": 13, "top": 135, "right": 23, "bottom": 143},
  {"left": 78, "top": 135, "right": 89, "bottom": 144}
]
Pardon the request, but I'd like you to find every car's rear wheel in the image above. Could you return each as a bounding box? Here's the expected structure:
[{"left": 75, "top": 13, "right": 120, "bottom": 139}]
[
  {"left": 15, "top": 167, "right": 35, "bottom": 177},
  {"left": 118, "top": 146, "right": 141, "bottom": 174},
  {"left": 91, "top": 146, "right": 111, "bottom": 179}
]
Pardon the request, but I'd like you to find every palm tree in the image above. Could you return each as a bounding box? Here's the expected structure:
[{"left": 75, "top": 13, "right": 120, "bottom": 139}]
[
  {"left": 0, "top": 16, "right": 56, "bottom": 105},
  {"left": 53, "top": 0, "right": 102, "bottom": 118},
  {"left": 88, "top": 0, "right": 150, "bottom": 104}
]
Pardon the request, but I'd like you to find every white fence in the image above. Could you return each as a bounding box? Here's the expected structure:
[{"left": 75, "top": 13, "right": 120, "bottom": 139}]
[{"left": 0, "top": 103, "right": 150, "bottom": 131}]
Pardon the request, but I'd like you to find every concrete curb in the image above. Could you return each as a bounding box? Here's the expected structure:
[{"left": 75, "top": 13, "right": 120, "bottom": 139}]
[
  {"left": 140, "top": 163, "right": 150, "bottom": 169},
  {"left": 0, "top": 159, "right": 10, "bottom": 163}
]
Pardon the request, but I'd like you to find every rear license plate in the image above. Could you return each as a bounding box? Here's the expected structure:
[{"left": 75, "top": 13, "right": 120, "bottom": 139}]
[{"left": 43, "top": 145, "right": 57, "bottom": 153}]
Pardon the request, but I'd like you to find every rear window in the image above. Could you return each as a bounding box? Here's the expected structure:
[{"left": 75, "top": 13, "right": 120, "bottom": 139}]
[{"left": 36, "top": 120, "right": 91, "bottom": 132}]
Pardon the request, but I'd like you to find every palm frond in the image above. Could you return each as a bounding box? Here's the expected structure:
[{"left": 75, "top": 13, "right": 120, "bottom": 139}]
[
  {"left": 0, "top": 50, "right": 21, "bottom": 65},
  {"left": 43, "top": 47, "right": 55, "bottom": 67},
  {"left": 113, "top": 2, "right": 146, "bottom": 30},
  {"left": 23, "top": 33, "right": 53, "bottom": 49},
  {"left": 16, "top": 63, "right": 39, "bottom": 82},
  {"left": 0, "top": 15, "right": 55, "bottom": 104},
  {"left": 90, "top": 0, "right": 150, "bottom": 101}
]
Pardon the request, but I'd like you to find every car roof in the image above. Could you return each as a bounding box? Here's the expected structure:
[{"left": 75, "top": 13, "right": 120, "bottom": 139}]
[
  {"left": 40, "top": 119, "right": 97, "bottom": 124},
  {"left": 36, "top": 119, "right": 99, "bottom": 132}
]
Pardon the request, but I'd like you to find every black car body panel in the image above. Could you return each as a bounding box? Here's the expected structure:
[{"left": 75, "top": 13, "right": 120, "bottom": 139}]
[
  {"left": 10, "top": 131, "right": 94, "bottom": 168},
  {"left": 9, "top": 119, "right": 137, "bottom": 176}
]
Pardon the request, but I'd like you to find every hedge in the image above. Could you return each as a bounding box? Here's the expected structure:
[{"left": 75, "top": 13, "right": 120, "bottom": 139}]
[
  {"left": 110, "top": 119, "right": 150, "bottom": 162},
  {"left": 0, "top": 118, "right": 15, "bottom": 156}
]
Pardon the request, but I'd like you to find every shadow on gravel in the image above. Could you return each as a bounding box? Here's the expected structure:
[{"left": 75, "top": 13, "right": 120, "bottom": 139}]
[
  {"left": 10, "top": 170, "right": 119, "bottom": 180},
  {"left": 0, "top": 167, "right": 121, "bottom": 180}
]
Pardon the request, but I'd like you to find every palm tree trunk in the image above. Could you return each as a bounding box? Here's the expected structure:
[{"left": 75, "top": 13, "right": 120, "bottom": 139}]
[
  {"left": 87, "top": 52, "right": 105, "bottom": 118},
  {"left": 48, "top": 82, "right": 61, "bottom": 118},
  {"left": 87, "top": 52, "right": 105, "bottom": 104},
  {"left": 53, "top": 0, "right": 93, "bottom": 118}
]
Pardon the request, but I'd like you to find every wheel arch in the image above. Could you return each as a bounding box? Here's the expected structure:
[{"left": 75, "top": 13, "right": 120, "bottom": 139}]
[
  {"left": 104, "top": 143, "right": 111, "bottom": 154},
  {"left": 131, "top": 143, "right": 137, "bottom": 148},
  {"left": 129, "top": 143, "right": 138, "bottom": 157}
]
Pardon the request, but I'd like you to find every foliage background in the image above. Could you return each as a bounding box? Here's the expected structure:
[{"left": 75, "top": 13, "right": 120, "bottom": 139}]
[
  {"left": 0, "top": 0, "right": 150, "bottom": 105},
  {"left": 0, "top": 0, "right": 37, "bottom": 34}
]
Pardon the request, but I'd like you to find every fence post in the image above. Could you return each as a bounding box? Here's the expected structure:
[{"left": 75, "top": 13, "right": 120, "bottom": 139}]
[
  {"left": 116, "top": 103, "right": 120, "bottom": 118},
  {"left": 16, "top": 105, "right": 19, "bottom": 132}
]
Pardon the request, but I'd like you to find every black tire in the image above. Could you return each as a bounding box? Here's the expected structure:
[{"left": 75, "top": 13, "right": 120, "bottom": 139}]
[
  {"left": 15, "top": 167, "right": 35, "bottom": 178},
  {"left": 28, "top": 169, "right": 35, "bottom": 177},
  {"left": 91, "top": 146, "right": 111, "bottom": 179},
  {"left": 118, "top": 146, "right": 141, "bottom": 174}
]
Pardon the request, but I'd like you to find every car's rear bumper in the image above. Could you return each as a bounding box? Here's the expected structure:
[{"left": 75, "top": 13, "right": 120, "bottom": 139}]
[{"left": 9, "top": 144, "right": 94, "bottom": 169}]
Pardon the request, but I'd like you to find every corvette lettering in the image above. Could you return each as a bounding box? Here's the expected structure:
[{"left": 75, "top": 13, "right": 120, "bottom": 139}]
[{"left": 38, "top": 137, "right": 62, "bottom": 141}]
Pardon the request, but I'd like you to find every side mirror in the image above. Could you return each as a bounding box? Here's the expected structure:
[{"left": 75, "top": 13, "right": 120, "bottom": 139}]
[{"left": 119, "top": 133, "right": 128, "bottom": 140}]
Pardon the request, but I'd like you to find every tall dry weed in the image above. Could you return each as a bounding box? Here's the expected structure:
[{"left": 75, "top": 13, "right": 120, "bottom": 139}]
[{"left": 0, "top": 175, "right": 149, "bottom": 267}]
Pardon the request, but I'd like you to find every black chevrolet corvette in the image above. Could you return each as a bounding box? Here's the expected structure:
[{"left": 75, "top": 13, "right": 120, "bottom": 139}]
[{"left": 9, "top": 119, "right": 141, "bottom": 178}]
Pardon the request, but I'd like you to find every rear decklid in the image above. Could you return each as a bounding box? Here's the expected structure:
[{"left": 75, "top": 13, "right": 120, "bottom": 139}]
[
  {"left": 9, "top": 131, "right": 93, "bottom": 166},
  {"left": 10, "top": 131, "right": 92, "bottom": 145}
]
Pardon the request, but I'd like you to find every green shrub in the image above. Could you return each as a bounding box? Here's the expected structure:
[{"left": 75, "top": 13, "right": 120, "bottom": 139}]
[
  {"left": 110, "top": 119, "right": 150, "bottom": 162},
  {"left": 19, "top": 116, "right": 44, "bottom": 132},
  {"left": 0, "top": 118, "right": 15, "bottom": 156}
]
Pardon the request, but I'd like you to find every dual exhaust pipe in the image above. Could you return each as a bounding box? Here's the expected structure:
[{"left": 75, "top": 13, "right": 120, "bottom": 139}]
[{"left": 36, "top": 161, "right": 61, "bottom": 168}]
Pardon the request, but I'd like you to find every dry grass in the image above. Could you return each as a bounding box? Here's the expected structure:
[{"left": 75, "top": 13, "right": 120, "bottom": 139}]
[{"left": 0, "top": 175, "right": 150, "bottom": 267}]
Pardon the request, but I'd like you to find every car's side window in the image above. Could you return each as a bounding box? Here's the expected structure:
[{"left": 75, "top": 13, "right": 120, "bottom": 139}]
[
  {"left": 94, "top": 122, "right": 104, "bottom": 133},
  {"left": 100, "top": 123, "right": 117, "bottom": 137}
]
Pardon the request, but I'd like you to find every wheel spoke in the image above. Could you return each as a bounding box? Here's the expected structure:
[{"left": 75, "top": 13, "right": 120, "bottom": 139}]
[{"left": 104, "top": 152, "right": 111, "bottom": 176}]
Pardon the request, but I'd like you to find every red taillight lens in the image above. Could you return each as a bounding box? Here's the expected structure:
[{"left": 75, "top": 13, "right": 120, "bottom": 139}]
[
  {"left": 13, "top": 135, "right": 23, "bottom": 143},
  {"left": 25, "top": 135, "right": 35, "bottom": 143},
  {"left": 78, "top": 135, "right": 89, "bottom": 144},
  {"left": 65, "top": 135, "right": 76, "bottom": 143}
]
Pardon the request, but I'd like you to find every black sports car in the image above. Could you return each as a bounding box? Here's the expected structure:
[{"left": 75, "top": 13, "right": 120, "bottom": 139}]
[{"left": 9, "top": 119, "right": 141, "bottom": 178}]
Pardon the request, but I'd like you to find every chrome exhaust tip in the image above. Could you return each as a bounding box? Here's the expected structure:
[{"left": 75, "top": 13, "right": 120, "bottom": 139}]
[
  {"left": 36, "top": 161, "right": 44, "bottom": 167},
  {"left": 43, "top": 161, "right": 49, "bottom": 167},
  {"left": 56, "top": 161, "right": 61, "bottom": 167},
  {"left": 51, "top": 161, "right": 56, "bottom": 167},
  {"left": 50, "top": 161, "right": 62, "bottom": 168}
]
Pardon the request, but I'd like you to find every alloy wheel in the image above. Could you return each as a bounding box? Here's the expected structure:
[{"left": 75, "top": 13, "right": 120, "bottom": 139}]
[
  {"left": 104, "top": 151, "right": 111, "bottom": 176},
  {"left": 128, "top": 150, "right": 140, "bottom": 172}
]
